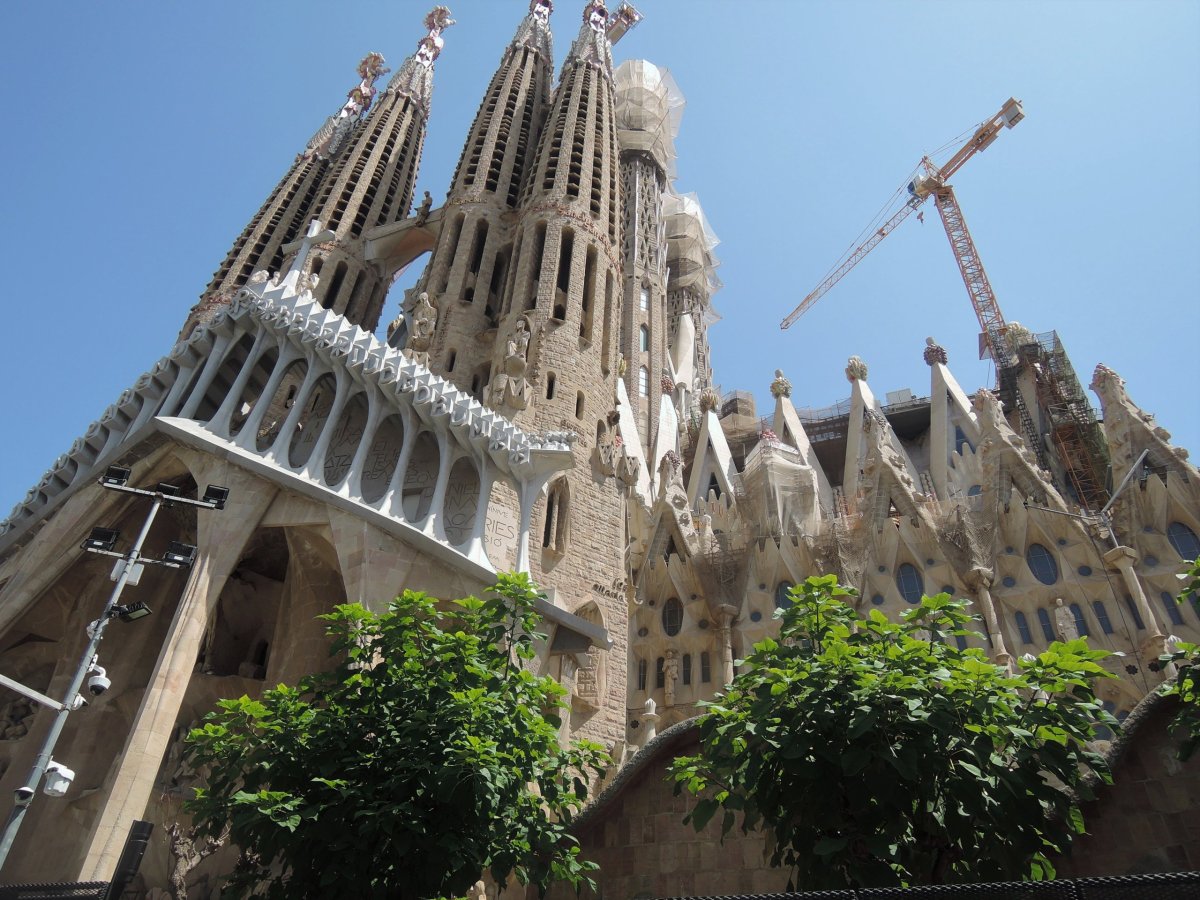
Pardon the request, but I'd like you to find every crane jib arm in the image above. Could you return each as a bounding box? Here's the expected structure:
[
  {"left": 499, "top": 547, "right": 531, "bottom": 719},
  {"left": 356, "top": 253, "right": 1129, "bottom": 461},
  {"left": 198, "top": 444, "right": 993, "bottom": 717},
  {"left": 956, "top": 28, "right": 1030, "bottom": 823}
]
[{"left": 781, "top": 97, "right": 1024, "bottom": 332}]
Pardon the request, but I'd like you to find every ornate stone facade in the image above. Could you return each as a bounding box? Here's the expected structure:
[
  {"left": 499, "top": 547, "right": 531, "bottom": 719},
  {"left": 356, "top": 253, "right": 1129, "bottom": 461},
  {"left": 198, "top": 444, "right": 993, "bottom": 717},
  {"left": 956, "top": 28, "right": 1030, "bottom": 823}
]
[{"left": 0, "top": 2, "right": 1197, "bottom": 894}]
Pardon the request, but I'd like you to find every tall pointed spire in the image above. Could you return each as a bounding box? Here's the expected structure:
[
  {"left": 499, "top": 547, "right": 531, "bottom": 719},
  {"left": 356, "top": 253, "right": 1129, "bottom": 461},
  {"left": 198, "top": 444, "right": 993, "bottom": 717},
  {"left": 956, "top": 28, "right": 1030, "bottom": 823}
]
[
  {"left": 301, "top": 6, "right": 454, "bottom": 329},
  {"left": 180, "top": 53, "right": 391, "bottom": 338},
  {"left": 410, "top": 0, "right": 558, "bottom": 393}
]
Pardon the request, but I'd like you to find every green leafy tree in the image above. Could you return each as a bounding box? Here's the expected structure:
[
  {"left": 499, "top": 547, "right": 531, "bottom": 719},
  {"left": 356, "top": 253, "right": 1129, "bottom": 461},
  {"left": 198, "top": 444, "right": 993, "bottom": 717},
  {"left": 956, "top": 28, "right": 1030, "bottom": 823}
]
[
  {"left": 671, "top": 575, "right": 1116, "bottom": 889},
  {"left": 1161, "top": 557, "right": 1200, "bottom": 761},
  {"left": 185, "top": 573, "right": 608, "bottom": 900}
]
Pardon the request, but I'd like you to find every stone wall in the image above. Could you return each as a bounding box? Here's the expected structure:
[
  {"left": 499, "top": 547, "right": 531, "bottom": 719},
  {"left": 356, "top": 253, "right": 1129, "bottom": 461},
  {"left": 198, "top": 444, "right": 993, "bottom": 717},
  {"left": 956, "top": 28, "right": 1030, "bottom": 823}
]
[
  {"left": 543, "top": 723, "right": 787, "bottom": 899},
  {"left": 1058, "top": 691, "right": 1200, "bottom": 876},
  {"left": 548, "top": 695, "right": 1200, "bottom": 898}
]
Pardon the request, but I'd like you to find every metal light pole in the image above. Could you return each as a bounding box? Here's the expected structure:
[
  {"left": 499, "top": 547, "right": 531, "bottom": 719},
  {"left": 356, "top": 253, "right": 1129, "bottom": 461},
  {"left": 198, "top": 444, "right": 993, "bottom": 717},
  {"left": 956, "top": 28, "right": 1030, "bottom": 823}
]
[{"left": 0, "top": 468, "right": 228, "bottom": 873}]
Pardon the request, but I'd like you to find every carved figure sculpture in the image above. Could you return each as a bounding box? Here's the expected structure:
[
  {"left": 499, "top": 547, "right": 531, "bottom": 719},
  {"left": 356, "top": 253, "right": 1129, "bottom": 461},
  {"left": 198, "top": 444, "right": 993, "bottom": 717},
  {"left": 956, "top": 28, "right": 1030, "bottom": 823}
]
[
  {"left": 1054, "top": 598, "right": 1078, "bottom": 641},
  {"left": 415, "top": 190, "right": 433, "bottom": 225},
  {"left": 404, "top": 291, "right": 437, "bottom": 365},
  {"left": 663, "top": 650, "right": 679, "bottom": 707},
  {"left": 490, "top": 318, "right": 532, "bottom": 411}
]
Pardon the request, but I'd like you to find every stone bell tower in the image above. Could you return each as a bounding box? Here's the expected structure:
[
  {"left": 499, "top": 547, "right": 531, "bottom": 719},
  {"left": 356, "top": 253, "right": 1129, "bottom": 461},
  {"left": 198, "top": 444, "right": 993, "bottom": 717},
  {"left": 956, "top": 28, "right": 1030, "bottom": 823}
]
[
  {"left": 182, "top": 52, "right": 392, "bottom": 338},
  {"left": 418, "top": 0, "right": 558, "bottom": 399},
  {"left": 300, "top": 7, "right": 454, "bottom": 331}
]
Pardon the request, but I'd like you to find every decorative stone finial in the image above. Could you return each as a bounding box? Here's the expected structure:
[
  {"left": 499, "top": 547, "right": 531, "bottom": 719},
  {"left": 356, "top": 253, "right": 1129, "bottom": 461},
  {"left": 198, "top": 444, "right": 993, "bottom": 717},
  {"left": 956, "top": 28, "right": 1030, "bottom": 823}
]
[
  {"left": 512, "top": 0, "right": 554, "bottom": 61},
  {"left": 760, "top": 427, "right": 780, "bottom": 444},
  {"left": 698, "top": 388, "right": 719, "bottom": 414},
  {"left": 769, "top": 368, "right": 792, "bottom": 399},
  {"left": 303, "top": 52, "right": 391, "bottom": 160},
  {"left": 923, "top": 336, "right": 947, "bottom": 366},
  {"left": 660, "top": 371, "right": 676, "bottom": 395},
  {"left": 386, "top": 7, "right": 455, "bottom": 113},
  {"left": 567, "top": 0, "right": 614, "bottom": 74},
  {"left": 845, "top": 355, "right": 868, "bottom": 383}
]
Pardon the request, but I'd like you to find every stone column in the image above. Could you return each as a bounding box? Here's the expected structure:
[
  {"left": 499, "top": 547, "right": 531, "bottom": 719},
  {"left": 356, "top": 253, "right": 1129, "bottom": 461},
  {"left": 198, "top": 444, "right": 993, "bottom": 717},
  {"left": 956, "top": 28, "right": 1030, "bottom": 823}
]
[
  {"left": 965, "top": 566, "right": 1011, "bottom": 668},
  {"left": 717, "top": 604, "right": 738, "bottom": 686},
  {"left": 78, "top": 460, "right": 277, "bottom": 881},
  {"left": 1104, "top": 544, "right": 1166, "bottom": 644}
]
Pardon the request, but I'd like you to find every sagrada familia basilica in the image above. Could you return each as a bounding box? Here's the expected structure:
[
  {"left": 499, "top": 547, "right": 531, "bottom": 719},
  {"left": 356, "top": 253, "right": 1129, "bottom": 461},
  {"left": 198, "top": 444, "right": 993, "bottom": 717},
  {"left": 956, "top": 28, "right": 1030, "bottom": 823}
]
[{"left": 0, "top": 2, "right": 1196, "bottom": 894}]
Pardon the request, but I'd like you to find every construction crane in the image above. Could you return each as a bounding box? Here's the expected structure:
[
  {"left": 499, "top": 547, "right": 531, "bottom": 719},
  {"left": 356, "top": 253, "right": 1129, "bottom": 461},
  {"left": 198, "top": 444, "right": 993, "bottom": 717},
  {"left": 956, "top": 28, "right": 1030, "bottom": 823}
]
[
  {"left": 781, "top": 99, "right": 1111, "bottom": 512},
  {"left": 781, "top": 97, "right": 1024, "bottom": 350}
]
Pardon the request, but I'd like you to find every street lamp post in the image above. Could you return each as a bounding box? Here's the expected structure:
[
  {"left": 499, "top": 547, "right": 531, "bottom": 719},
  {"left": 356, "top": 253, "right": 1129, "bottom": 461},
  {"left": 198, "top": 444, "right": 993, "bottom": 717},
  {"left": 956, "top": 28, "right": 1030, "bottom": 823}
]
[{"left": 0, "top": 467, "right": 228, "bottom": 873}]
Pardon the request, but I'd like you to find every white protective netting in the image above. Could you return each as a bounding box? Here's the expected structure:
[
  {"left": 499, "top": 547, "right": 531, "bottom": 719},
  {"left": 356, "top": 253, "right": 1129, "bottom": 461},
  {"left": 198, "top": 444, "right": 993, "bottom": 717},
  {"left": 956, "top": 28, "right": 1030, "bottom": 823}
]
[
  {"left": 663, "top": 191, "right": 722, "bottom": 295},
  {"left": 614, "top": 59, "right": 685, "bottom": 178}
]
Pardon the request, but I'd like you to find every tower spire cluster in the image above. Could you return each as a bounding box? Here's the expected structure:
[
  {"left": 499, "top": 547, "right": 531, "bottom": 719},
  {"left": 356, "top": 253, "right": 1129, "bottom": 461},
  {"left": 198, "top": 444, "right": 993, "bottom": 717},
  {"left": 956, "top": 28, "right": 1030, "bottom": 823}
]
[{"left": 2, "top": 4, "right": 1196, "bottom": 893}]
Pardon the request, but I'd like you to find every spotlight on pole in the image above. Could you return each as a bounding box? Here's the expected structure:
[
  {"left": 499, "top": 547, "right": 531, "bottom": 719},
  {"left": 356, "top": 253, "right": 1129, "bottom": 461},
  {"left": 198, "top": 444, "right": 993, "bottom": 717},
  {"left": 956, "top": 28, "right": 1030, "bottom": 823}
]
[
  {"left": 162, "top": 542, "right": 197, "bottom": 568},
  {"left": 156, "top": 483, "right": 182, "bottom": 498},
  {"left": 113, "top": 602, "right": 153, "bottom": 623},
  {"left": 201, "top": 485, "right": 230, "bottom": 510},
  {"left": 100, "top": 466, "right": 131, "bottom": 488},
  {"left": 82, "top": 527, "right": 120, "bottom": 554}
]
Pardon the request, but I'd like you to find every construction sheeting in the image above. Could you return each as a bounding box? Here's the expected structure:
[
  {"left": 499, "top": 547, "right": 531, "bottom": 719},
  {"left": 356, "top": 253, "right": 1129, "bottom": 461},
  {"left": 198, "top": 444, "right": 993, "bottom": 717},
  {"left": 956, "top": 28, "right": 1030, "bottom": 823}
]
[
  {"left": 664, "top": 191, "right": 722, "bottom": 293},
  {"left": 614, "top": 60, "right": 685, "bottom": 178}
]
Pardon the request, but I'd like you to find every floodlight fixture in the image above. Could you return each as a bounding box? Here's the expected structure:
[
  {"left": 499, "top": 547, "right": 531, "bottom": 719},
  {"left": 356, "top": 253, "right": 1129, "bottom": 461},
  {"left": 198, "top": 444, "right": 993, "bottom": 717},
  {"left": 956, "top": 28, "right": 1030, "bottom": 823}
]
[
  {"left": 201, "top": 485, "right": 230, "bottom": 510},
  {"left": 163, "top": 541, "right": 197, "bottom": 568},
  {"left": 113, "top": 602, "right": 153, "bottom": 623},
  {"left": 100, "top": 466, "right": 131, "bottom": 487},
  {"left": 156, "top": 483, "right": 182, "bottom": 498},
  {"left": 82, "top": 527, "right": 120, "bottom": 553}
]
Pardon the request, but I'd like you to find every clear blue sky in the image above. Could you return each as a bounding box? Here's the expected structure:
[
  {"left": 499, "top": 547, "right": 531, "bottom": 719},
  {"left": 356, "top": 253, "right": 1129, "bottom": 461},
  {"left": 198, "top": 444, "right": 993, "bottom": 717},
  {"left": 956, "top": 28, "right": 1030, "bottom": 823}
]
[{"left": 1, "top": 0, "right": 1197, "bottom": 516}]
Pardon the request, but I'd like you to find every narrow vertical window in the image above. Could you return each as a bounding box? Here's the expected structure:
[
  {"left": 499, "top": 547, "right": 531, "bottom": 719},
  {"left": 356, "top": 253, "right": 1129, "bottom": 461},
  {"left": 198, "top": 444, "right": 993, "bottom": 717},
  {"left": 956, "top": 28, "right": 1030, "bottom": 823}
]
[
  {"left": 639, "top": 324, "right": 649, "bottom": 352},
  {"left": 655, "top": 656, "right": 665, "bottom": 689},
  {"left": 1037, "top": 608, "right": 1055, "bottom": 642},
  {"left": 639, "top": 367, "right": 649, "bottom": 397},
  {"left": 1069, "top": 603, "right": 1090, "bottom": 637},
  {"left": 1124, "top": 596, "right": 1145, "bottom": 630},
  {"left": 1092, "top": 601, "right": 1114, "bottom": 634},
  {"left": 637, "top": 658, "right": 647, "bottom": 692},
  {"left": 1015, "top": 611, "right": 1033, "bottom": 644},
  {"left": 1160, "top": 591, "right": 1185, "bottom": 626},
  {"left": 700, "top": 651, "right": 711, "bottom": 683},
  {"left": 682, "top": 654, "right": 692, "bottom": 685}
]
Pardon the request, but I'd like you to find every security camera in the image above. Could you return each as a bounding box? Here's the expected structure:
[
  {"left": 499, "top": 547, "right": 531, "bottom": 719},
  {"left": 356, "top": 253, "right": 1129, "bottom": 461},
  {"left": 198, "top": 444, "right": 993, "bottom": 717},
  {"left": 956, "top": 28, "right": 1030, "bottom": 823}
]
[
  {"left": 43, "top": 761, "right": 75, "bottom": 798},
  {"left": 87, "top": 664, "right": 110, "bottom": 697},
  {"left": 13, "top": 786, "right": 34, "bottom": 804}
]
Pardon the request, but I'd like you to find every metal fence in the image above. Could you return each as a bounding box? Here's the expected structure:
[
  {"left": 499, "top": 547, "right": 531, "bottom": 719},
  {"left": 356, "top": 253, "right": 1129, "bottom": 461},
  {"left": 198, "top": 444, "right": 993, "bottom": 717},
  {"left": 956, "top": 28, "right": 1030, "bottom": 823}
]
[
  {"left": 0, "top": 885, "right": 107, "bottom": 900},
  {"left": 668, "top": 871, "right": 1200, "bottom": 900}
]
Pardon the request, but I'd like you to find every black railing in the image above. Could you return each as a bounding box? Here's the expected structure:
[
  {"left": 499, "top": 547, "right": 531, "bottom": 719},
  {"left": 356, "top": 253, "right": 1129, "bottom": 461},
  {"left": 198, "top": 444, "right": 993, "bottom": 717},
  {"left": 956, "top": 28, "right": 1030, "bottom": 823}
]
[{"left": 667, "top": 871, "right": 1200, "bottom": 900}]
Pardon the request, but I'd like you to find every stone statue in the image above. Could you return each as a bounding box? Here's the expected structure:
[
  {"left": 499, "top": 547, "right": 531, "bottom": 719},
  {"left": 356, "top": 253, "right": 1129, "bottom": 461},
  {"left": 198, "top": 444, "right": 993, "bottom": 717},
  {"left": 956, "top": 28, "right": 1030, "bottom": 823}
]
[
  {"left": 415, "top": 190, "right": 432, "bottom": 225},
  {"left": 405, "top": 291, "right": 437, "bottom": 365},
  {"left": 663, "top": 650, "right": 679, "bottom": 707},
  {"left": 490, "top": 318, "right": 533, "bottom": 411},
  {"left": 1054, "top": 598, "right": 1078, "bottom": 641}
]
